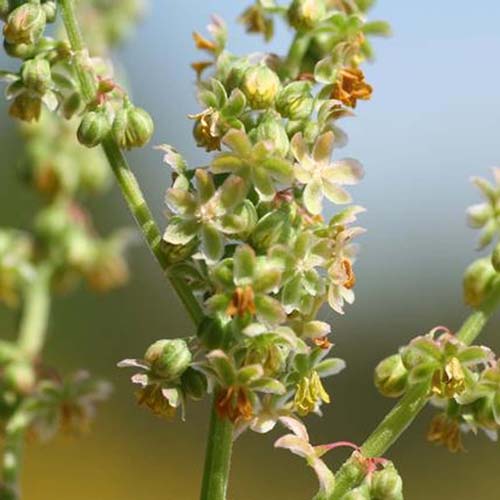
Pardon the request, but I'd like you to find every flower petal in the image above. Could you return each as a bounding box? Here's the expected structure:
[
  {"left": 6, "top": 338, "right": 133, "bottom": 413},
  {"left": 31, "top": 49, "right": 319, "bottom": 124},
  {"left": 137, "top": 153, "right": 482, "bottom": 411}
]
[
  {"left": 222, "top": 129, "right": 252, "bottom": 156},
  {"left": 312, "top": 132, "right": 335, "bottom": 165},
  {"left": 303, "top": 179, "right": 324, "bottom": 215},
  {"left": 322, "top": 181, "right": 351, "bottom": 205},
  {"left": 163, "top": 216, "right": 198, "bottom": 245},
  {"left": 325, "top": 159, "right": 364, "bottom": 185},
  {"left": 234, "top": 245, "right": 256, "bottom": 286},
  {"left": 200, "top": 223, "right": 224, "bottom": 263}
]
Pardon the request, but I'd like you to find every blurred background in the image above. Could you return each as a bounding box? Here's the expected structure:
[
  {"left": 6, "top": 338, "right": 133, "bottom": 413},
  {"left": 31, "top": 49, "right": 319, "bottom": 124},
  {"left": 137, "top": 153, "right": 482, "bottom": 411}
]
[{"left": 1, "top": 0, "right": 500, "bottom": 498}]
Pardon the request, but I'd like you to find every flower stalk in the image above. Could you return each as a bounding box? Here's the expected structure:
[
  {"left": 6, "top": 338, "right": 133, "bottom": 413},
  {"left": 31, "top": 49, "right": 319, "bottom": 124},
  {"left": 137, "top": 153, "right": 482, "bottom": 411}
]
[
  {"left": 1, "top": 265, "right": 53, "bottom": 500},
  {"left": 329, "top": 281, "right": 500, "bottom": 499}
]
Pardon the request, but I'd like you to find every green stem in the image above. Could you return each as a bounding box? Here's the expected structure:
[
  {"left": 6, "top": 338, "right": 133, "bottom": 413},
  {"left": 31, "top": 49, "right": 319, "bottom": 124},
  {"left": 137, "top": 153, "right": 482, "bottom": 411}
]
[
  {"left": 284, "top": 32, "right": 312, "bottom": 79},
  {"left": 330, "top": 283, "right": 500, "bottom": 499},
  {"left": 59, "top": 2, "right": 229, "bottom": 497},
  {"left": 17, "top": 264, "right": 52, "bottom": 360},
  {"left": 1, "top": 265, "right": 52, "bottom": 500},
  {"left": 58, "top": 0, "right": 204, "bottom": 326},
  {"left": 200, "top": 397, "right": 234, "bottom": 500}
]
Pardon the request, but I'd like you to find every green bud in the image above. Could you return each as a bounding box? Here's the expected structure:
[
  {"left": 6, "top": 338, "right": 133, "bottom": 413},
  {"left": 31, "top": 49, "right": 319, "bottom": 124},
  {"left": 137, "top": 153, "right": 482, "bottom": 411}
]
[
  {"left": 288, "top": 0, "right": 326, "bottom": 31},
  {"left": 276, "top": 81, "right": 314, "bottom": 120},
  {"left": 251, "top": 209, "right": 288, "bottom": 251},
  {"left": 374, "top": 354, "right": 408, "bottom": 398},
  {"left": 77, "top": 110, "right": 111, "bottom": 148},
  {"left": 144, "top": 339, "right": 192, "bottom": 379},
  {"left": 21, "top": 57, "right": 52, "bottom": 94},
  {"left": 62, "top": 91, "right": 83, "bottom": 119},
  {"left": 233, "top": 200, "right": 258, "bottom": 240},
  {"left": 181, "top": 367, "right": 208, "bottom": 400},
  {"left": 0, "top": 0, "right": 10, "bottom": 21},
  {"left": 4, "top": 361, "right": 35, "bottom": 394},
  {"left": 197, "top": 316, "right": 227, "bottom": 350},
  {"left": 371, "top": 463, "right": 403, "bottom": 500},
  {"left": 9, "top": 92, "right": 42, "bottom": 122},
  {"left": 112, "top": 104, "right": 154, "bottom": 149},
  {"left": 41, "top": 1, "right": 57, "bottom": 23},
  {"left": 253, "top": 111, "right": 290, "bottom": 157},
  {"left": 241, "top": 64, "right": 281, "bottom": 110},
  {"left": 492, "top": 242, "right": 500, "bottom": 272},
  {"left": 224, "top": 57, "right": 251, "bottom": 93},
  {"left": 4, "top": 2, "right": 46, "bottom": 45},
  {"left": 4, "top": 39, "right": 36, "bottom": 59},
  {"left": 463, "top": 257, "right": 497, "bottom": 308},
  {"left": 341, "top": 484, "right": 371, "bottom": 500}
]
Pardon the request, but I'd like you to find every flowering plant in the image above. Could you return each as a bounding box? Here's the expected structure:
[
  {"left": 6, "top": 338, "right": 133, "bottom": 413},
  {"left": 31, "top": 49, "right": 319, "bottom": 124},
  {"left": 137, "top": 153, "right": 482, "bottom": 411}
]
[{"left": 1, "top": 1, "right": 500, "bottom": 499}]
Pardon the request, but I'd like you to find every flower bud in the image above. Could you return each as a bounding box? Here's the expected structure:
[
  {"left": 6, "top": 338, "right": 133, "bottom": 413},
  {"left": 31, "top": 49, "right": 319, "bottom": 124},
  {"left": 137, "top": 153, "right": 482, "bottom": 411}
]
[
  {"left": 252, "top": 112, "right": 289, "bottom": 157},
  {"left": 3, "top": 39, "right": 36, "bottom": 59},
  {"left": 241, "top": 64, "right": 281, "bottom": 110},
  {"left": 288, "top": 0, "right": 326, "bottom": 31},
  {"left": 374, "top": 354, "right": 408, "bottom": 398},
  {"left": 463, "top": 257, "right": 497, "bottom": 308},
  {"left": 42, "top": 1, "right": 57, "bottom": 23},
  {"left": 0, "top": 0, "right": 10, "bottom": 21},
  {"left": 112, "top": 104, "right": 154, "bottom": 149},
  {"left": 341, "top": 484, "right": 371, "bottom": 500},
  {"left": 4, "top": 361, "right": 35, "bottom": 394},
  {"left": 371, "top": 463, "right": 403, "bottom": 500},
  {"left": 77, "top": 110, "right": 111, "bottom": 148},
  {"left": 181, "top": 367, "right": 208, "bottom": 400},
  {"left": 492, "top": 242, "right": 500, "bottom": 272},
  {"left": 21, "top": 57, "right": 52, "bottom": 94},
  {"left": 197, "top": 316, "right": 227, "bottom": 350},
  {"left": 9, "top": 92, "right": 42, "bottom": 122},
  {"left": 276, "top": 81, "right": 314, "bottom": 120},
  {"left": 224, "top": 58, "right": 251, "bottom": 93},
  {"left": 144, "top": 339, "right": 192, "bottom": 380},
  {"left": 4, "top": 2, "right": 46, "bottom": 45}
]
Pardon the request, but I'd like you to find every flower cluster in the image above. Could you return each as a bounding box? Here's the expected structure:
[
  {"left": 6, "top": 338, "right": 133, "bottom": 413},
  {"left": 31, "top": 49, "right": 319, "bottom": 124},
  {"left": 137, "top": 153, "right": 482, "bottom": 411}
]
[
  {"left": 120, "top": 0, "right": 389, "bottom": 460},
  {"left": 374, "top": 326, "right": 499, "bottom": 452},
  {"left": 0, "top": 0, "right": 145, "bottom": 460}
]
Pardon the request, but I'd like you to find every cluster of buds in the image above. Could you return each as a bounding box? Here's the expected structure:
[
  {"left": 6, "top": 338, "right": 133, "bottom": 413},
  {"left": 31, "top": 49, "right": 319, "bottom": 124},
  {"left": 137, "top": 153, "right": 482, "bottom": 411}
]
[
  {"left": 0, "top": 0, "right": 153, "bottom": 152},
  {"left": 374, "top": 326, "right": 498, "bottom": 452}
]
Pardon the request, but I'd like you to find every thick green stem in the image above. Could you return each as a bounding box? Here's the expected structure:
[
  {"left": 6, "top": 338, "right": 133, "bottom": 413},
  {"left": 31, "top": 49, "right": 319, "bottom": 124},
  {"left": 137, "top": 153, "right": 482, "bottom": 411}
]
[
  {"left": 200, "top": 398, "right": 234, "bottom": 500},
  {"left": 284, "top": 33, "right": 312, "bottom": 79},
  {"left": 59, "top": 2, "right": 229, "bottom": 497},
  {"left": 330, "top": 283, "right": 500, "bottom": 499},
  {"left": 58, "top": 0, "right": 203, "bottom": 326},
  {"left": 1, "top": 266, "right": 52, "bottom": 500}
]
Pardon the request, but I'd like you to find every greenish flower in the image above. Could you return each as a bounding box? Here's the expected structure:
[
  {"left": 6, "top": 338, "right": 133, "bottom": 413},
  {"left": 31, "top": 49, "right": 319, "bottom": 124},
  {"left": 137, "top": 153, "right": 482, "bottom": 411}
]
[
  {"left": 211, "top": 129, "right": 293, "bottom": 201},
  {"left": 401, "top": 328, "right": 493, "bottom": 400},
  {"left": 29, "top": 371, "right": 112, "bottom": 441},
  {"left": 163, "top": 169, "right": 249, "bottom": 263},
  {"left": 204, "top": 349, "right": 286, "bottom": 423},
  {"left": 467, "top": 168, "right": 500, "bottom": 249},
  {"left": 118, "top": 340, "right": 194, "bottom": 420},
  {"left": 191, "top": 79, "right": 247, "bottom": 151},
  {"left": 206, "top": 244, "right": 286, "bottom": 326},
  {"left": 271, "top": 231, "right": 330, "bottom": 314},
  {"left": 291, "top": 131, "right": 364, "bottom": 215}
]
